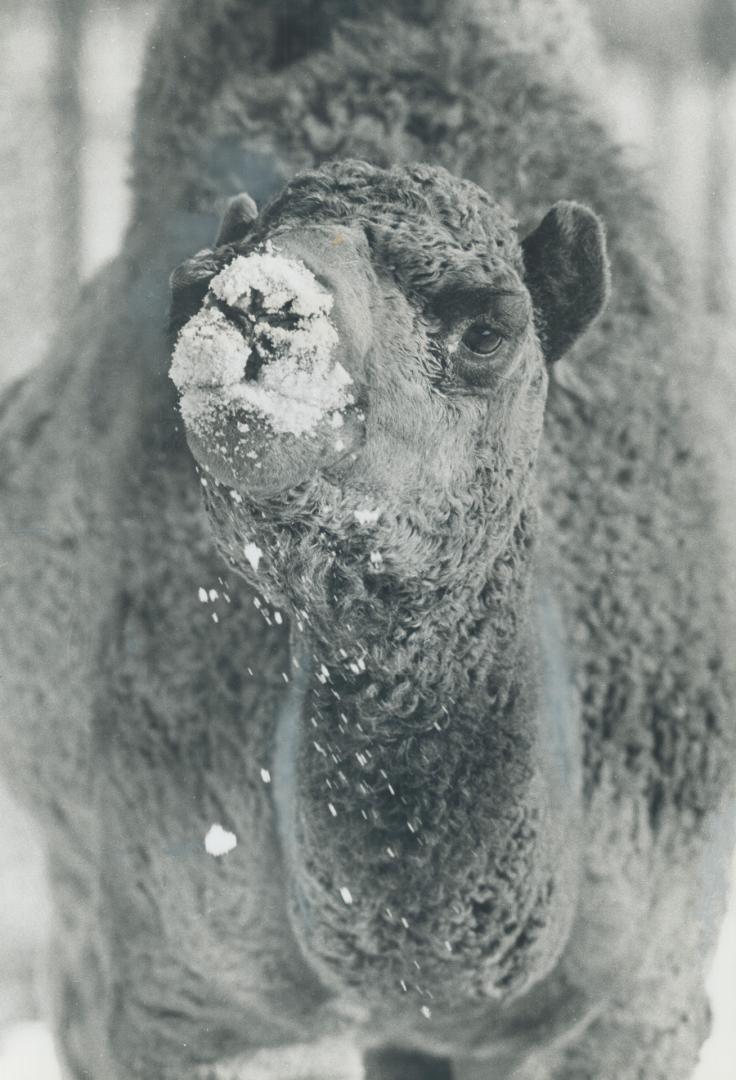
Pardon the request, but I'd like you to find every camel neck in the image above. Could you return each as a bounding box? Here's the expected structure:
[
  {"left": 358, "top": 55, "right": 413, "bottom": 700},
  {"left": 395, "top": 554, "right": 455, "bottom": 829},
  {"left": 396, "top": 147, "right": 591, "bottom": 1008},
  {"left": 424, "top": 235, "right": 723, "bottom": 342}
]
[
  {"left": 271, "top": 519, "right": 582, "bottom": 1002},
  {"left": 294, "top": 547, "right": 532, "bottom": 741}
]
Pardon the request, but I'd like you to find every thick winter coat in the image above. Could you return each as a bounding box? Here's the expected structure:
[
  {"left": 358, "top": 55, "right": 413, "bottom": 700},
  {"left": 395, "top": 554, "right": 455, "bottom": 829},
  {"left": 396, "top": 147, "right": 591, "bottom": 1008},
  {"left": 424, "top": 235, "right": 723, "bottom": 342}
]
[{"left": 1, "top": 2, "right": 734, "bottom": 1078}]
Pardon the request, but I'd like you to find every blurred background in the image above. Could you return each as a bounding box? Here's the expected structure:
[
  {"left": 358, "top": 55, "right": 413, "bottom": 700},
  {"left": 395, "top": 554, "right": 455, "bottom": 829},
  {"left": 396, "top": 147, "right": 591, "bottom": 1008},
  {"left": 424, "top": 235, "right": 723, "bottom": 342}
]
[{"left": 0, "top": 0, "right": 735, "bottom": 1076}]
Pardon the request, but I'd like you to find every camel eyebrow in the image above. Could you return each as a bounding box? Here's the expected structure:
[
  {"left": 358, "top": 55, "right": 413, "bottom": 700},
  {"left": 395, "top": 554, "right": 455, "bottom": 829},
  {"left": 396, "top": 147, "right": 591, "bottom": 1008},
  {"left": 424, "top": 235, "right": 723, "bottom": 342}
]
[{"left": 431, "top": 281, "right": 529, "bottom": 332}]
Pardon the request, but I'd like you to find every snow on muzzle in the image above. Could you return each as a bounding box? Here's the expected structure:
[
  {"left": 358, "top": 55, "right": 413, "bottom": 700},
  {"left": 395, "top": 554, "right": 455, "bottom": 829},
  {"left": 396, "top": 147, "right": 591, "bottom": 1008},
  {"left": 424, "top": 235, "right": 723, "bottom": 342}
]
[{"left": 169, "top": 244, "right": 362, "bottom": 492}]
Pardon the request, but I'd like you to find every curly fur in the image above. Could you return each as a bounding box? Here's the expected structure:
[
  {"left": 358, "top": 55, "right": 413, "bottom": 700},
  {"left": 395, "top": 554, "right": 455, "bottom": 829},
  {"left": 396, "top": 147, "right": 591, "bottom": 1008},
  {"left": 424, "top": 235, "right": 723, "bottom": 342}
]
[{"left": 1, "top": 1, "right": 735, "bottom": 1079}]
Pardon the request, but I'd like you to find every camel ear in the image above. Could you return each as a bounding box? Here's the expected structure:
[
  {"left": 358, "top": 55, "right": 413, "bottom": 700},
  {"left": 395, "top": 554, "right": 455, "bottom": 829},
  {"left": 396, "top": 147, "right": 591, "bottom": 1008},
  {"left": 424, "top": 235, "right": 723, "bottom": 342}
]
[
  {"left": 215, "top": 192, "right": 259, "bottom": 246},
  {"left": 521, "top": 201, "right": 610, "bottom": 363}
]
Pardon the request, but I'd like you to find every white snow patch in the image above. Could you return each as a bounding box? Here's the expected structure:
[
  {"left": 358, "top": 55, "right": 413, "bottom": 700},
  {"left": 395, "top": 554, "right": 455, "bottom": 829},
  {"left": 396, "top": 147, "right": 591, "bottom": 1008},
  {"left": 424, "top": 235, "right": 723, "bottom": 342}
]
[
  {"left": 204, "top": 824, "right": 237, "bottom": 857},
  {"left": 170, "top": 250, "right": 354, "bottom": 438},
  {"left": 224, "top": 352, "right": 351, "bottom": 436},
  {"left": 210, "top": 247, "right": 332, "bottom": 319},
  {"left": 0, "top": 1022, "right": 62, "bottom": 1080},
  {"left": 354, "top": 508, "right": 381, "bottom": 526},
  {"left": 244, "top": 542, "right": 263, "bottom": 571},
  {"left": 171, "top": 306, "right": 250, "bottom": 393}
]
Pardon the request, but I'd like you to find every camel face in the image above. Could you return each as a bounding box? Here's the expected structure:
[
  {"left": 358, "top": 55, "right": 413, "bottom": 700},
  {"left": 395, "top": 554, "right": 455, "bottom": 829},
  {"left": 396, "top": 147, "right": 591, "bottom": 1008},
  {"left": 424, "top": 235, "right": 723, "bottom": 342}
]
[
  {"left": 171, "top": 164, "right": 555, "bottom": 567},
  {"left": 172, "top": 225, "right": 544, "bottom": 485}
]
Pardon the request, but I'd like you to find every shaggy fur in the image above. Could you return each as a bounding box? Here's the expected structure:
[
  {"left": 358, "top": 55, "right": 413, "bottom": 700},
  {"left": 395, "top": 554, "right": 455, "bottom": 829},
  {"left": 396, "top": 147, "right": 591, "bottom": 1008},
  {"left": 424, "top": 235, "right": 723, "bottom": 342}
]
[
  {"left": 171, "top": 162, "right": 606, "bottom": 1020},
  {"left": 1, "top": 1, "right": 735, "bottom": 1079}
]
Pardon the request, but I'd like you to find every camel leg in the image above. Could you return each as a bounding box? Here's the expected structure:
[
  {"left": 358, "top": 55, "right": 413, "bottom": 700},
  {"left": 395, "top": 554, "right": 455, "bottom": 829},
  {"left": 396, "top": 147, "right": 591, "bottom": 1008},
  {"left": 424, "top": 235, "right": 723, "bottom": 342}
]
[
  {"left": 364, "top": 1046, "right": 453, "bottom": 1079},
  {"left": 43, "top": 856, "right": 120, "bottom": 1080},
  {"left": 453, "top": 993, "right": 710, "bottom": 1080},
  {"left": 453, "top": 1051, "right": 552, "bottom": 1080},
  {"left": 547, "top": 999, "right": 710, "bottom": 1080}
]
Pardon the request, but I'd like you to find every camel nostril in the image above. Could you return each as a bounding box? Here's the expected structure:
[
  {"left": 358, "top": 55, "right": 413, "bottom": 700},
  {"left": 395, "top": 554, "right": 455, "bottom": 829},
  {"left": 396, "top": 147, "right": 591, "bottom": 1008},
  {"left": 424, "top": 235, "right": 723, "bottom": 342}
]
[
  {"left": 209, "top": 298, "right": 279, "bottom": 381},
  {"left": 212, "top": 287, "right": 315, "bottom": 383},
  {"left": 244, "top": 348, "right": 266, "bottom": 381}
]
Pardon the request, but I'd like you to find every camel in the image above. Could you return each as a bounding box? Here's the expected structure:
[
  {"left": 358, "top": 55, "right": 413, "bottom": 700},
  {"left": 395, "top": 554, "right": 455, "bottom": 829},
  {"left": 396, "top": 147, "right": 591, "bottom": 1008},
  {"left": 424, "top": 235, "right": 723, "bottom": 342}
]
[{"left": 1, "top": 1, "right": 735, "bottom": 1077}]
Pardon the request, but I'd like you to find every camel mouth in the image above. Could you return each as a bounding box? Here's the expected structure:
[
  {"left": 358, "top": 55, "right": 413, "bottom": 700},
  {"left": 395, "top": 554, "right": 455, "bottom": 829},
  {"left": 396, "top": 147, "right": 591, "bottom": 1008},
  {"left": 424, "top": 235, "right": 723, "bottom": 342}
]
[
  {"left": 176, "top": 374, "right": 364, "bottom": 495},
  {"left": 170, "top": 249, "right": 364, "bottom": 491}
]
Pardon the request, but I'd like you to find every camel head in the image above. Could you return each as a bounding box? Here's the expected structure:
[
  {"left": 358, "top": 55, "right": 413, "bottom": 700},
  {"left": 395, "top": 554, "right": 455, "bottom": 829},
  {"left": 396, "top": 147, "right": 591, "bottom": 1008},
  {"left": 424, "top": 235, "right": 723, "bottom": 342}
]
[{"left": 169, "top": 161, "right": 609, "bottom": 616}]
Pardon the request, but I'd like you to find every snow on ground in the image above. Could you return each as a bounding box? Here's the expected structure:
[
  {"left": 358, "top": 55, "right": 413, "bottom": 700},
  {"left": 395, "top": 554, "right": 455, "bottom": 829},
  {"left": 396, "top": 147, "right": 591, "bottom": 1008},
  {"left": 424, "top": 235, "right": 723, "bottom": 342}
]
[{"left": 0, "top": 1023, "right": 61, "bottom": 1080}]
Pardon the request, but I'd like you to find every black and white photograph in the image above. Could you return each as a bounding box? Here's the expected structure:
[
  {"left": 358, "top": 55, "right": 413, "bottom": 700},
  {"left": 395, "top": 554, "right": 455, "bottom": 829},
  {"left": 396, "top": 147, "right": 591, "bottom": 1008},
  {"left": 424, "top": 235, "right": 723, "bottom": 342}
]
[{"left": 1, "top": 1, "right": 736, "bottom": 1078}]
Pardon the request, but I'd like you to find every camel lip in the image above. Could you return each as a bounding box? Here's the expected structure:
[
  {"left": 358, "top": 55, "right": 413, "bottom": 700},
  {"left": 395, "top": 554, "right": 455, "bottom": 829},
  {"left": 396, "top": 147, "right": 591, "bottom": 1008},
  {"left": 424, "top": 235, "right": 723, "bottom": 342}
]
[
  {"left": 195, "top": 444, "right": 351, "bottom": 499},
  {"left": 178, "top": 374, "right": 358, "bottom": 436},
  {"left": 182, "top": 393, "right": 365, "bottom": 496}
]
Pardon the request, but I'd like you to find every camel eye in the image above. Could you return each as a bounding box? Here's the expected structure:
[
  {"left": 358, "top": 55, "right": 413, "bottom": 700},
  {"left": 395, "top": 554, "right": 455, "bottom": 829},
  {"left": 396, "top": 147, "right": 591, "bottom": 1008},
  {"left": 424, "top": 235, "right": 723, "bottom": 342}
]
[{"left": 459, "top": 322, "right": 504, "bottom": 357}]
